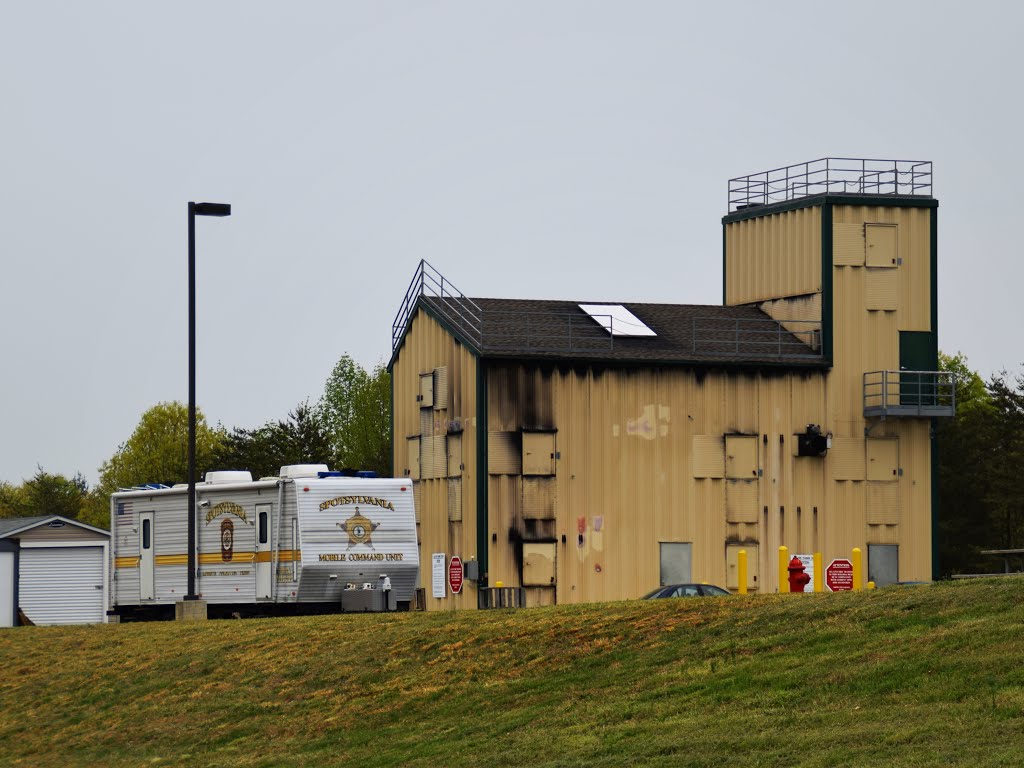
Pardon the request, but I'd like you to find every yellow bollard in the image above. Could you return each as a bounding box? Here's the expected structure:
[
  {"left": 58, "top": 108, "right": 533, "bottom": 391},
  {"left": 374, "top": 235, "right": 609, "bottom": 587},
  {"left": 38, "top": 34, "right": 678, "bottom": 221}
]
[
  {"left": 813, "top": 552, "right": 823, "bottom": 593},
  {"left": 779, "top": 546, "right": 789, "bottom": 593},
  {"left": 738, "top": 550, "right": 748, "bottom": 595},
  {"left": 867, "top": 581, "right": 876, "bottom": 590},
  {"left": 852, "top": 547, "right": 863, "bottom": 592}
]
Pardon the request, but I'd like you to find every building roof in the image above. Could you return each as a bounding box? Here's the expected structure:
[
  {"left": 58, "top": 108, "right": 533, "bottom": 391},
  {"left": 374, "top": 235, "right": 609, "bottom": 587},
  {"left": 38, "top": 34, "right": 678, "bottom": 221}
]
[
  {"left": 0, "top": 515, "right": 110, "bottom": 539},
  {"left": 417, "top": 295, "right": 824, "bottom": 367}
]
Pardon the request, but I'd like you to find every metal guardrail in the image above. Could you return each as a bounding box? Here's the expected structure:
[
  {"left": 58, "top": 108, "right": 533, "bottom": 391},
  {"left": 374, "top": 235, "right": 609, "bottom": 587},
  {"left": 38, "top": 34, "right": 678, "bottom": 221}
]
[
  {"left": 863, "top": 370, "right": 955, "bottom": 418},
  {"left": 393, "top": 263, "right": 822, "bottom": 360},
  {"left": 483, "top": 310, "right": 615, "bottom": 354},
  {"left": 728, "top": 157, "right": 932, "bottom": 212},
  {"left": 691, "top": 317, "right": 821, "bottom": 359},
  {"left": 392, "top": 259, "right": 484, "bottom": 353}
]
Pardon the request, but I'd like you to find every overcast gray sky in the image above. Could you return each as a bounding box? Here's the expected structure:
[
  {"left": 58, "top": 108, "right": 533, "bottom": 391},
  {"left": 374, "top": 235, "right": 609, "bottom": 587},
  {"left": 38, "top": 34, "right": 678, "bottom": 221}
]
[{"left": 2, "top": 1, "right": 1022, "bottom": 486}]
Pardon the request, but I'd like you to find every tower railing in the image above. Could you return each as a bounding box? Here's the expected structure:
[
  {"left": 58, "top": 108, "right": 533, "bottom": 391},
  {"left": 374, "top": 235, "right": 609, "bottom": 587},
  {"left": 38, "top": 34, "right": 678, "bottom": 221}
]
[
  {"left": 392, "top": 260, "right": 484, "bottom": 352},
  {"left": 728, "top": 157, "right": 932, "bottom": 212}
]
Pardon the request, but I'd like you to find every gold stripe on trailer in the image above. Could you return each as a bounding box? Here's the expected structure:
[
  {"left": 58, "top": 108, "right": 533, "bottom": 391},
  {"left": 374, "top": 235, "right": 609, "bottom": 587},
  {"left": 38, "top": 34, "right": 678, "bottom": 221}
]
[
  {"left": 124, "top": 551, "right": 302, "bottom": 567},
  {"left": 155, "top": 554, "right": 188, "bottom": 566},
  {"left": 198, "top": 552, "right": 256, "bottom": 565}
]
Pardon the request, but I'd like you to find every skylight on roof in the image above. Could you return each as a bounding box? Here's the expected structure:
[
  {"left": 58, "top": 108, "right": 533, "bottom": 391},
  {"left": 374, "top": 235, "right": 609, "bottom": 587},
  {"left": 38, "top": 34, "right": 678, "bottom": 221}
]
[{"left": 578, "top": 304, "right": 657, "bottom": 337}]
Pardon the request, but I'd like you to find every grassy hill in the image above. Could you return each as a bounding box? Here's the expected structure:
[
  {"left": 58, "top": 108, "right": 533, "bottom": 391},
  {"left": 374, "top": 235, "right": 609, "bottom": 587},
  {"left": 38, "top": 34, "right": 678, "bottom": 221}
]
[{"left": 2, "top": 579, "right": 1024, "bottom": 767}]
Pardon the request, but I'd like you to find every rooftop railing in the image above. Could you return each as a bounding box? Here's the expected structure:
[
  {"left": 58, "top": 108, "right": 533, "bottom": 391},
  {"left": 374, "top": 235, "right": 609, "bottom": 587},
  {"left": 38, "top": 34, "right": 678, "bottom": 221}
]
[
  {"left": 393, "top": 262, "right": 823, "bottom": 361},
  {"left": 691, "top": 317, "right": 822, "bottom": 360},
  {"left": 728, "top": 157, "right": 932, "bottom": 213},
  {"left": 392, "top": 260, "right": 484, "bottom": 352}
]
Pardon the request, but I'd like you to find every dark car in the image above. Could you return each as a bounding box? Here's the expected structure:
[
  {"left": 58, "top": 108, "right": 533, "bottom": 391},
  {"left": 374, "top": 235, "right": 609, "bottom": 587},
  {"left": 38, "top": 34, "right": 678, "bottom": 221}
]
[{"left": 643, "top": 583, "right": 731, "bottom": 599}]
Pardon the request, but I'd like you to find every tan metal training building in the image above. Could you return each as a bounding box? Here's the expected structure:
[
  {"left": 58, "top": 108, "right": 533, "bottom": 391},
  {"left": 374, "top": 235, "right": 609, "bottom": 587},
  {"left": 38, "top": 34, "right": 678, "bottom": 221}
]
[{"left": 388, "top": 158, "right": 953, "bottom": 610}]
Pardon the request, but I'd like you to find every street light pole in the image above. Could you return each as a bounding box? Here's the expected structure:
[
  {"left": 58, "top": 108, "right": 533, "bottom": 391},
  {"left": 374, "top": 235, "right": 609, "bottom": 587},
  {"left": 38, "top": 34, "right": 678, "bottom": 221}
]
[{"left": 187, "top": 201, "right": 231, "bottom": 601}]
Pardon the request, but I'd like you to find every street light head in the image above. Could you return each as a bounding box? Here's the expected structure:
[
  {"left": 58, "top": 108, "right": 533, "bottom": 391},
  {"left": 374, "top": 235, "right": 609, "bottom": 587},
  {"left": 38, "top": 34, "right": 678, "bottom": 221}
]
[{"left": 193, "top": 202, "right": 231, "bottom": 217}]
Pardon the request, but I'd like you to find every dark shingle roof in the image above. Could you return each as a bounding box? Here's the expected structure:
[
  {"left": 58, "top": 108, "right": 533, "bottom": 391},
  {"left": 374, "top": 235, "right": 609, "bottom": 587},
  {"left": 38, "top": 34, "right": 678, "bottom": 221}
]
[{"left": 419, "top": 295, "right": 823, "bottom": 366}]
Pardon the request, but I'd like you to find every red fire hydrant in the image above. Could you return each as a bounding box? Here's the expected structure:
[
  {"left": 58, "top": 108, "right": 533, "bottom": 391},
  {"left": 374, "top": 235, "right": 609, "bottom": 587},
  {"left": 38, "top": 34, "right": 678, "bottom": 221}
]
[{"left": 788, "top": 556, "right": 810, "bottom": 593}]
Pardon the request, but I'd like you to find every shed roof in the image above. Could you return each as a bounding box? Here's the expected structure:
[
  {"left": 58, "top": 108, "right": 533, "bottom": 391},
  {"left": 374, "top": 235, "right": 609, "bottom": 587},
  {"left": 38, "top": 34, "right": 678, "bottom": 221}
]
[
  {"left": 0, "top": 515, "right": 110, "bottom": 539},
  {"left": 417, "top": 295, "right": 824, "bottom": 367}
]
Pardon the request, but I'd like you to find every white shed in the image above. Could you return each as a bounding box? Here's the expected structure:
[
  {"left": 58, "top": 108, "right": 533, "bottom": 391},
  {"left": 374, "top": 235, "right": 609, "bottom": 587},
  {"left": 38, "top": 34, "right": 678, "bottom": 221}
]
[{"left": 0, "top": 516, "right": 111, "bottom": 627}]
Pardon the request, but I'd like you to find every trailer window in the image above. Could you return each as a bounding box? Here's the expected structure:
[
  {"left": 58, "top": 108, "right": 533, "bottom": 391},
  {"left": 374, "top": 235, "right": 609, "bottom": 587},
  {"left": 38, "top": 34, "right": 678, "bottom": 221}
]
[
  {"left": 142, "top": 518, "right": 152, "bottom": 550},
  {"left": 259, "top": 511, "right": 269, "bottom": 545}
]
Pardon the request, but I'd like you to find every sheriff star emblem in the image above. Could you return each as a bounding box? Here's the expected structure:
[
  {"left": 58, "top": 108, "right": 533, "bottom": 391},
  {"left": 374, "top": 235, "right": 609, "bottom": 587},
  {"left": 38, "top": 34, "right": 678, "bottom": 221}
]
[{"left": 337, "top": 507, "right": 379, "bottom": 549}]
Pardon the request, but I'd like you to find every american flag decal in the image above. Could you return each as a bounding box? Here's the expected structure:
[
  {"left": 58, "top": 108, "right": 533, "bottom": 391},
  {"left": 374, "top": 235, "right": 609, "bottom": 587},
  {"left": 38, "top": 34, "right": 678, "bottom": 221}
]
[{"left": 116, "top": 500, "right": 133, "bottom": 526}]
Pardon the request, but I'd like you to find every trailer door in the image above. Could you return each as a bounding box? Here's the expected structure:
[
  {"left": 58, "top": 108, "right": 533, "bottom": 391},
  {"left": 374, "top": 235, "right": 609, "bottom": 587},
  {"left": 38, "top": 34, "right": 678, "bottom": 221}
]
[
  {"left": 139, "top": 512, "right": 155, "bottom": 600},
  {"left": 255, "top": 503, "right": 272, "bottom": 599}
]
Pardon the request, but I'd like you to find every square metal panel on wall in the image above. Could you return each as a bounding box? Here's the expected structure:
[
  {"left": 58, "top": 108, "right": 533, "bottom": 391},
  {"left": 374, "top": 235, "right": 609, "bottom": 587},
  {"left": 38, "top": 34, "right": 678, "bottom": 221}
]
[
  {"left": 447, "top": 432, "right": 462, "bottom": 478},
  {"left": 833, "top": 223, "right": 865, "bottom": 266},
  {"left": 432, "top": 366, "right": 448, "bottom": 411},
  {"left": 866, "top": 438, "right": 899, "bottom": 482},
  {"left": 865, "top": 224, "right": 898, "bottom": 268},
  {"left": 866, "top": 268, "right": 898, "bottom": 310},
  {"left": 692, "top": 436, "right": 725, "bottom": 479},
  {"left": 447, "top": 478, "right": 462, "bottom": 523},
  {"left": 523, "top": 542, "right": 556, "bottom": 586},
  {"left": 725, "top": 435, "right": 758, "bottom": 479},
  {"left": 866, "top": 482, "right": 899, "bottom": 525},
  {"left": 830, "top": 437, "right": 866, "bottom": 481},
  {"left": 406, "top": 436, "right": 420, "bottom": 480},
  {"left": 659, "top": 542, "right": 692, "bottom": 586},
  {"left": 488, "top": 431, "right": 522, "bottom": 475},
  {"left": 419, "top": 372, "right": 434, "bottom": 408},
  {"left": 522, "top": 432, "right": 555, "bottom": 476},
  {"left": 522, "top": 477, "right": 556, "bottom": 520},
  {"left": 725, "top": 480, "right": 759, "bottom": 523}
]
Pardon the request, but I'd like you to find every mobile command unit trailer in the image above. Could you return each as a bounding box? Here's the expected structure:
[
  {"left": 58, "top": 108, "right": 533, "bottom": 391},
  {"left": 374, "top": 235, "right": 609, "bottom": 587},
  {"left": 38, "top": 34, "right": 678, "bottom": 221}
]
[{"left": 109, "top": 465, "right": 419, "bottom": 619}]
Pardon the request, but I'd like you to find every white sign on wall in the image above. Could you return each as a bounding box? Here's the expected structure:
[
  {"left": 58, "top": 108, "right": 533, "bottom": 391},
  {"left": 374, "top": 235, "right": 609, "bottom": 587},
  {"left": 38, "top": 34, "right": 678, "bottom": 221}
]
[{"left": 432, "top": 552, "right": 446, "bottom": 598}]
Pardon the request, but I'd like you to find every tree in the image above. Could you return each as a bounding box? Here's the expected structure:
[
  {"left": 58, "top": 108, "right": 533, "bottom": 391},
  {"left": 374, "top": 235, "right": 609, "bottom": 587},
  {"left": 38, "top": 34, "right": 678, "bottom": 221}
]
[
  {"left": 0, "top": 481, "right": 29, "bottom": 519},
  {"left": 0, "top": 468, "right": 98, "bottom": 525},
  {"left": 213, "top": 401, "right": 333, "bottom": 479},
  {"left": 97, "top": 402, "right": 223, "bottom": 493},
  {"left": 317, "top": 355, "right": 392, "bottom": 476},
  {"left": 935, "top": 352, "right": 1024, "bottom": 576}
]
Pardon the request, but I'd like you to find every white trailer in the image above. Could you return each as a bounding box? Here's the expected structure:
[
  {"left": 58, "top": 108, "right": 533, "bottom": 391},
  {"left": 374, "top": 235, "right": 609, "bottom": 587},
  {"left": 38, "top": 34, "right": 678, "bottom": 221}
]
[{"left": 109, "top": 465, "right": 419, "bottom": 619}]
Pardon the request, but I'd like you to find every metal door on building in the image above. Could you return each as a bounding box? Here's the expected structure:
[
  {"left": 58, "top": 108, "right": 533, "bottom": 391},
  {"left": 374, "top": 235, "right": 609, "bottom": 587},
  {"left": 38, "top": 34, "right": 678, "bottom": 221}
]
[
  {"left": 255, "top": 503, "right": 272, "bottom": 599},
  {"left": 19, "top": 546, "right": 105, "bottom": 625},
  {"left": 899, "top": 331, "right": 937, "bottom": 406},
  {"left": 659, "top": 542, "right": 692, "bottom": 586},
  {"left": 868, "top": 544, "right": 899, "bottom": 587},
  {"left": 139, "top": 512, "right": 155, "bottom": 600}
]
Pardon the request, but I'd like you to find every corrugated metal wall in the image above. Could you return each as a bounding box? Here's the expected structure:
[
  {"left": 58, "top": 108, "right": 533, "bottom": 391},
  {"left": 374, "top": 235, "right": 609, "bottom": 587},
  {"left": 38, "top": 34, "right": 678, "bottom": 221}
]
[
  {"left": 395, "top": 198, "right": 936, "bottom": 608},
  {"left": 391, "top": 308, "right": 479, "bottom": 610},
  {"left": 725, "top": 206, "right": 821, "bottom": 305}
]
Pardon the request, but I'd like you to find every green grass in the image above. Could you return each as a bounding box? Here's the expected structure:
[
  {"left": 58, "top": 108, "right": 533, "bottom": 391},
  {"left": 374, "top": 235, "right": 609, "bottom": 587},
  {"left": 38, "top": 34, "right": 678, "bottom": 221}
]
[{"left": 3, "top": 580, "right": 1024, "bottom": 766}]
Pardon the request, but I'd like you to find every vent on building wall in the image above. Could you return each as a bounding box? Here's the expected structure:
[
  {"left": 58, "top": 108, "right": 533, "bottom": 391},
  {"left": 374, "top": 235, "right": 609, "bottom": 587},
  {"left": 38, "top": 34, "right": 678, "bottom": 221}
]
[{"left": 578, "top": 304, "right": 656, "bottom": 337}]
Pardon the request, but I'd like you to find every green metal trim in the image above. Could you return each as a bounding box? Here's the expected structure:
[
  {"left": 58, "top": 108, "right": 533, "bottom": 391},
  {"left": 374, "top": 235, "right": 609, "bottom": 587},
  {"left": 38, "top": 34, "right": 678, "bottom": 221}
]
[
  {"left": 722, "top": 221, "right": 728, "bottom": 305},
  {"left": 479, "top": 354, "right": 829, "bottom": 373},
  {"left": 930, "top": 206, "right": 939, "bottom": 361},
  {"left": 931, "top": 417, "right": 940, "bottom": 580},
  {"left": 389, "top": 370, "right": 395, "bottom": 477},
  {"left": 821, "top": 203, "right": 834, "bottom": 363},
  {"left": 476, "top": 356, "right": 489, "bottom": 589},
  {"left": 722, "top": 193, "right": 937, "bottom": 225},
  {"left": 930, "top": 205, "right": 940, "bottom": 580}
]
